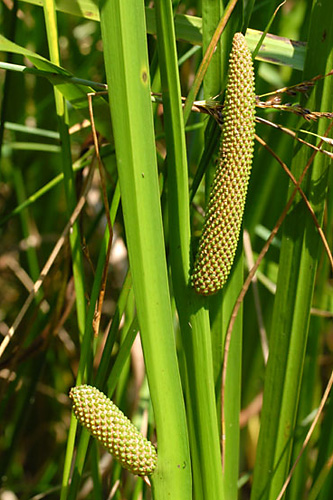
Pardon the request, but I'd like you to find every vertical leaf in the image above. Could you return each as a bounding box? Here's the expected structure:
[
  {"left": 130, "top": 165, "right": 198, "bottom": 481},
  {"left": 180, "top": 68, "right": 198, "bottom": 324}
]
[
  {"left": 154, "top": 1, "right": 224, "bottom": 498},
  {"left": 251, "top": 1, "right": 333, "bottom": 498},
  {"left": 99, "top": 1, "right": 191, "bottom": 499}
]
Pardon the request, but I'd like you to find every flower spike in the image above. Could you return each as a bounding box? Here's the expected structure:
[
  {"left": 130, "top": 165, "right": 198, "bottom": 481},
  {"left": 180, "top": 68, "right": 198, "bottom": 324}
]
[
  {"left": 69, "top": 385, "right": 157, "bottom": 476},
  {"left": 191, "top": 32, "right": 256, "bottom": 295}
]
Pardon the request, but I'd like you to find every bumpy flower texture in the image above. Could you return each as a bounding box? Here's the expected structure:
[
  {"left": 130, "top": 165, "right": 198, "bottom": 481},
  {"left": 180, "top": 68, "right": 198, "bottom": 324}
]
[
  {"left": 69, "top": 385, "right": 157, "bottom": 476},
  {"left": 192, "top": 32, "right": 256, "bottom": 295}
]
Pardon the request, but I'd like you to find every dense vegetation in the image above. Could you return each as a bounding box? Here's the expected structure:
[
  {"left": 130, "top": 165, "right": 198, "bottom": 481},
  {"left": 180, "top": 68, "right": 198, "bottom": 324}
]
[{"left": 0, "top": 1, "right": 332, "bottom": 499}]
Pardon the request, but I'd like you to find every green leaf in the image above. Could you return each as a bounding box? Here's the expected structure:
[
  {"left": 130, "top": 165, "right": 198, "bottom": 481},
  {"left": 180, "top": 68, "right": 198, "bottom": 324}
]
[
  {"left": 18, "top": 2, "right": 306, "bottom": 70},
  {"left": 98, "top": 1, "right": 192, "bottom": 498},
  {"left": 0, "top": 34, "right": 112, "bottom": 138}
]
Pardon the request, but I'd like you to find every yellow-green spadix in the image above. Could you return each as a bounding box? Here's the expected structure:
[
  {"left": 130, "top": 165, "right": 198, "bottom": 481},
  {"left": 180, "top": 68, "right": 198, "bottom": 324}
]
[
  {"left": 69, "top": 385, "right": 157, "bottom": 476},
  {"left": 191, "top": 32, "right": 256, "bottom": 295}
]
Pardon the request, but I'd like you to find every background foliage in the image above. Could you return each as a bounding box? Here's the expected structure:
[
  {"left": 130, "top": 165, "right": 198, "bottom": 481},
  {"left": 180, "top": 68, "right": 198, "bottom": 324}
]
[{"left": 0, "top": 1, "right": 332, "bottom": 499}]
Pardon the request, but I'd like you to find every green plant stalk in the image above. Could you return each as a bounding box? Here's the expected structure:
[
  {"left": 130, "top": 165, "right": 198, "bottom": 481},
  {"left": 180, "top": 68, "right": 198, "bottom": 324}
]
[
  {"left": 90, "top": 441, "right": 103, "bottom": 499},
  {"left": 286, "top": 317, "right": 319, "bottom": 500},
  {"left": 202, "top": 0, "right": 243, "bottom": 97},
  {"left": 183, "top": 0, "right": 241, "bottom": 126},
  {"left": 310, "top": 161, "right": 333, "bottom": 500},
  {"left": 308, "top": 453, "right": 333, "bottom": 500},
  {"left": 269, "top": 3, "right": 333, "bottom": 497},
  {"left": 154, "top": 1, "right": 223, "bottom": 498},
  {"left": 65, "top": 184, "right": 121, "bottom": 500},
  {"left": 202, "top": 0, "right": 225, "bottom": 100},
  {"left": 219, "top": 252, "right": 243, "bottom": 499},
  {"left": 251, "top": 1, "right": 333, "bottom": 498},
  {"left": 43, "top": 6, "right": 86, "bottom": 495},
  {"left": 42, "top": 0, "right": 86, "bottom": 338},
  {"left": 99, "top": 1, "right": 191, "bottom": 499},
  {"left": 201, "top": 4, "right": 244, "bottom": 498},
  {"left": 113, "top": 290, "right": 134, "bottom": 406},
  {"left": 206, "top": 29, "right": 247, "bottom": 499},
  {"left": 307, "top": 142, "right": 333, "bottom": 500},
  {"left": 201, "top": 0, "right": 228, "bottom": 201},
  {"left": 94, "top": 274, "right": 132, "bottom": 391},
  {"left": 106, "top": 314, "right": 139, "bottom": 397},
  {"left": 311, "top": 391, "right": 333, "bottom": 500}
]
